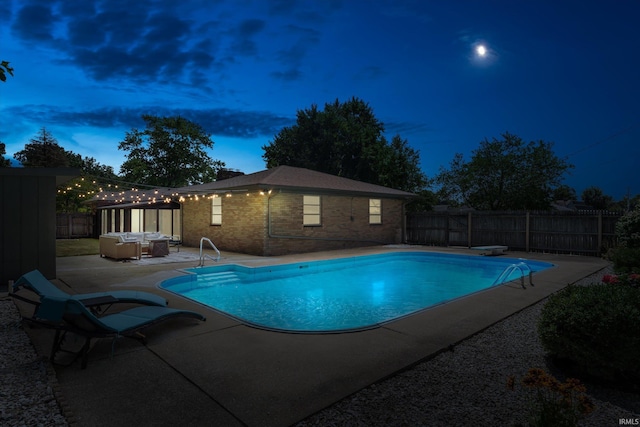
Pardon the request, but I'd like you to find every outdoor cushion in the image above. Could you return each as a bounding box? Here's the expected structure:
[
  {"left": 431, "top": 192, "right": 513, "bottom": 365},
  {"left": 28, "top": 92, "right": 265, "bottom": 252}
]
[{"left": 12, "top": 270, "right": 168, "bottom": 315}]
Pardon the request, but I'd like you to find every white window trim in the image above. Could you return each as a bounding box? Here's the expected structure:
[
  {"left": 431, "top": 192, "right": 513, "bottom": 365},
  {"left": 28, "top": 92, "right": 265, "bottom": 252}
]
[
  {"left": 303, "top": 195, "right": 321, "bottom": 226},
  {"left": 369, "top": 198, "right": 382, "bottom": 224},
  {"left": 211, "top": 196, "right": 222, "bottom": 225}
]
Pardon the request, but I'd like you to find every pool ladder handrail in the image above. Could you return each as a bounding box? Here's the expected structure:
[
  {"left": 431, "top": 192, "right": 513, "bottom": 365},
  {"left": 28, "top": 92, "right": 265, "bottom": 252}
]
[
  {"left": 198, "top": 237, "right": 221, "bottom": 267},
  {"left": 493, "top": 262, "right": 534, "bottom": 289}
]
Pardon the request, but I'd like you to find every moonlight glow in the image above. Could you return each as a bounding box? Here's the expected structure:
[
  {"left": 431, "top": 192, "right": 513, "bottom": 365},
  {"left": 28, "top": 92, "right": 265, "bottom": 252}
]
[{"left": 476, "top": 44, "right": 487, "bottom": 57}]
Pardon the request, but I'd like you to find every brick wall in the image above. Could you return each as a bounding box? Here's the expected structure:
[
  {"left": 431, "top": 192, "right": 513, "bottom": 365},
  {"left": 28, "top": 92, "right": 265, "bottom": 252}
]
[
  {"left": 182, "top": 193, "right": 268, "bottom": 255},
  {"left": 182, "top": 191, "right": 406, "bottom": 256},
  {"left": 266, "top": 193, "right": 404, "bottom": 255}
]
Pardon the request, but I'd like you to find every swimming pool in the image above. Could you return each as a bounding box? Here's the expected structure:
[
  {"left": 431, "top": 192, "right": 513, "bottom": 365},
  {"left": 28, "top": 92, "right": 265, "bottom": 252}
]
[{"left": 159, "top": 251, "right": 554, "bottom": 333}]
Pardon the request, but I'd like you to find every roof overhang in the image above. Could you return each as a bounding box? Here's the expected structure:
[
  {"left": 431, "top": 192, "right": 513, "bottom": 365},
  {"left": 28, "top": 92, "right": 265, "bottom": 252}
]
[{"left": 95, "top": 200, "right": 180, "bottom": 209}]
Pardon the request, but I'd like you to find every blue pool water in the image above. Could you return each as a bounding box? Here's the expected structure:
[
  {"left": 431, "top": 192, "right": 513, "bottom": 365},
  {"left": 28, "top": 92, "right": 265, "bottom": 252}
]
[{"left": 159, "top": 252, "right": 553, "bottom": 332}]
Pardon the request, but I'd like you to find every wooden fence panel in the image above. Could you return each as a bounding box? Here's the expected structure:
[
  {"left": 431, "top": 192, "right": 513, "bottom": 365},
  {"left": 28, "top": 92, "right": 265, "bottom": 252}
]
[
  {"left": 448, "top": 214, "right": 468, "bottom": 246},
  {"left": 470, "top": 212, "right": 527, "bottom": 250},
  {"left": 406, "top": 213, "right": 448, "bottom": 245},
  {"left": 406, "top": 210, "right": 623, "bottom": 256},
  {"left": 56, "top": 213, "right": 94, "bottom": 238}
]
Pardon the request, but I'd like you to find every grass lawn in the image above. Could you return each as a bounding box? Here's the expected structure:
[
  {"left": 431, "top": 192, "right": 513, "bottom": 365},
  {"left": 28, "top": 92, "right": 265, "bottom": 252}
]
[{"left": 56, "top": 238, "right": 100, "bottom": 257}]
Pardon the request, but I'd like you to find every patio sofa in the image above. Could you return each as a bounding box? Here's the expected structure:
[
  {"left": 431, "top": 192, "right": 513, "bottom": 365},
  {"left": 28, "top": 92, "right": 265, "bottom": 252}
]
[
  {"left": 99, "top": 235, "right": 142, "bottom": 260},
  {"left": 100, "top": 232, "right": 171, "bottom": 258}
]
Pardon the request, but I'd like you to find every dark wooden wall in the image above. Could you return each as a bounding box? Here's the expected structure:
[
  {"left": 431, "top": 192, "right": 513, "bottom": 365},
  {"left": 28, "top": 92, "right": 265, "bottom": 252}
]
[{"left": 0, "top": 168, "right": 79, "bottom": 285}]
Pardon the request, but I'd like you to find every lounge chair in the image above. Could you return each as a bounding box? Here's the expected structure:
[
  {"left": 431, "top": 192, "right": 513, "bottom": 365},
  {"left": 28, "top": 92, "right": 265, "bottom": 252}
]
[
  {"left": 32, "top": 295, "right": 206, "bottom": 368},
  {"left": 11, "top": 270, "right": 168, "bottom": 316}
]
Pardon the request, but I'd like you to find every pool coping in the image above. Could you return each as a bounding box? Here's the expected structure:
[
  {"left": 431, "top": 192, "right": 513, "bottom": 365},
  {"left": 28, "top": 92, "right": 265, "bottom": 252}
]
[{"left": 21, "top": 245, "right": 609, "bottom": 427}]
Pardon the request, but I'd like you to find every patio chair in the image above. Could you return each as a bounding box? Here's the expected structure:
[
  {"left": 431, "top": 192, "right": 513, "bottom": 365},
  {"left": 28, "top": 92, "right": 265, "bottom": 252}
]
[
  {"left": 11, "top": 269, "right": 168, "bottom": 316},
  {"left": 32, "top": 295, "right": 206, "bottom": 368}
]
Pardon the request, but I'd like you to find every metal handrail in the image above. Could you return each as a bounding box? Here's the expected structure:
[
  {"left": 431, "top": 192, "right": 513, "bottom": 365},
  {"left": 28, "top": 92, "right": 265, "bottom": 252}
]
[
  {"left": 493, "top": 262, "right": 534, "bottom": 289},
  {"left": 198, "top": 237, "right": 220, "bottom": 267}
]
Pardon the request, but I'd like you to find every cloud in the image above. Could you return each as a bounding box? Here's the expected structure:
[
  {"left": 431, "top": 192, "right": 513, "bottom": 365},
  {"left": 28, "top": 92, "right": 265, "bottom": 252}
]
[
  {"left": 3, "top": 104, "right": 294, "bottom": 139},
  {"left": 7, "top": 0, "right": 341, "bottom": 88},
  {"left": 270, "top": 25, "right": 321, "bottom": 81},
  {"left": 385, "top": 121, "right": 435, "bottom": 137},
  {"left": 230, "top": 18, "right": 266, "bottom": 57},
  {"left": 10, "top": 0, "right": 218, "bottom": 86},
  {"left": 11, "top": 3, "right": 57, "bottom": 43}
]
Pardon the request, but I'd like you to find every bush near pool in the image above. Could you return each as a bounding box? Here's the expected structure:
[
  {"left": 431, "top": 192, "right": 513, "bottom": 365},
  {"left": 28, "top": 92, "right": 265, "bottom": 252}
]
[{"left": 538, "top": 283, "right": 640, "bottom": 388}]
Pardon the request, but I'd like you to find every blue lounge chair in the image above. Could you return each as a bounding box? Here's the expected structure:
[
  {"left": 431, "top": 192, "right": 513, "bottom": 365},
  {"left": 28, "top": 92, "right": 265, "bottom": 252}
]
[
  {"left": 33, "top": 295, "right": 206, "bottom": 368},
  {"left": 12, "top": 270, "right": 168, "bottom": 315}
]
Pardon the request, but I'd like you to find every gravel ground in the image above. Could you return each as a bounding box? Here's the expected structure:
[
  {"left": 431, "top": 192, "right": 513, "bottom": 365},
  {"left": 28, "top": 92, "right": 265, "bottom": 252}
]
[
  {"left": 0, "top": 297, "right": 68, "bottom": 426},
  {"left": 3, "top": 266, "right": 639, "bottom": 426}
]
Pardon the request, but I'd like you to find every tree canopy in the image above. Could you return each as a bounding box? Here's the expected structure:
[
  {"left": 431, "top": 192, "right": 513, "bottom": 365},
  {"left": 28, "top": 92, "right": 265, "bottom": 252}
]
[
  {"left": 118, "top": 115, "right": 224, "bottom": 187},
  {"left": 0, "top": 61, "right": 13, "bottom": 82},
  {"left": 581, "top": 186, "right": 614, "bottom": 210},
  {"left": 57, "top": 155, "right": 118, "bottom": 213},
  {"left": 436, "top": 132, "right": 573, "bottom": 210},
  {"left": 14, "top": 127, "right": 69, "bottom": 167},
  {"left": 12, "top": 127, "right": 119, "bottom": 212},
  {"left": 0, "top": 142, "right": 11, "bottom": 167},
  {"left": 551, "top": 184, "right": 577, "bottom": 201},
  {"left": 262, "top": 97, "right": 427, "bottom": 193}
]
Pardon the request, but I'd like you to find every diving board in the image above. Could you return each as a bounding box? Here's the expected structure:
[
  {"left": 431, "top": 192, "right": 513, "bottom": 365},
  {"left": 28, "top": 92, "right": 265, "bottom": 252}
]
[{"left": 471, "top": 245, "right": 508, "bottom": 256}]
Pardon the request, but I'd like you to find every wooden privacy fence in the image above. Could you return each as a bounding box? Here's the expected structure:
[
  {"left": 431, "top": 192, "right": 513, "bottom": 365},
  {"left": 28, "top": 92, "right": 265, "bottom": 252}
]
[
  {"left": 406, "top": 210, "right": 623, "bottom": 256},
  {"left": 56, "top": 213, "right": 95, "bottom": 238}
]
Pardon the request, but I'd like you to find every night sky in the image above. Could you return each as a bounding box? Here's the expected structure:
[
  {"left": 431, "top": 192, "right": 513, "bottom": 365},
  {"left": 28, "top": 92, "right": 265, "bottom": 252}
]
[{"left": 1, "top": 0, "right": 638, "bottom": 199}]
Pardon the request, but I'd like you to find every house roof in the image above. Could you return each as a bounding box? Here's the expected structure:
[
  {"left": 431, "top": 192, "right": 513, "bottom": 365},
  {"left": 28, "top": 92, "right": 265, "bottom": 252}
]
[{"left": 174, "top": 165, "right": 416, "bottom": 198}]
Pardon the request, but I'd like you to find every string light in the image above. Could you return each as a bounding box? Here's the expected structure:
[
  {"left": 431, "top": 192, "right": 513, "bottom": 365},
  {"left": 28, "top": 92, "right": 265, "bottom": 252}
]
[{"left": 59, "top": 174, "right": 274, "bottom": 204}]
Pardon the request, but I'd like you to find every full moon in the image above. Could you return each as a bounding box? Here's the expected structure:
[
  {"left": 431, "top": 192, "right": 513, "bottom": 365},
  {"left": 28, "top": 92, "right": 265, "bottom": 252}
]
[{"left": 476, "top": 44, "right": 487, "bottom": 57}]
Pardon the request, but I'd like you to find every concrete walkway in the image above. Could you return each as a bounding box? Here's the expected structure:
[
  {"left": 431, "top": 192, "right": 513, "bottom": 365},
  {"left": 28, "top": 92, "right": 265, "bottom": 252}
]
[{"left": 16, "top": 246, "right": 609, "bottom": 427}]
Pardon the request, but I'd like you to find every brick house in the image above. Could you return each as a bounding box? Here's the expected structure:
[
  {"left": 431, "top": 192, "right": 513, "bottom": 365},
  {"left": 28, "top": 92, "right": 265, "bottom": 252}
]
[{"left": 176, "top": 165, "right": 415, "bottom": 256}]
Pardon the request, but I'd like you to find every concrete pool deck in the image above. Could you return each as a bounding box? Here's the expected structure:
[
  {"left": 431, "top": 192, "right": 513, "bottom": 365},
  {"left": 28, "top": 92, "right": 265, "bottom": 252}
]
[{"left": 15, "top": 245, "right": 609, "bottom": 426}]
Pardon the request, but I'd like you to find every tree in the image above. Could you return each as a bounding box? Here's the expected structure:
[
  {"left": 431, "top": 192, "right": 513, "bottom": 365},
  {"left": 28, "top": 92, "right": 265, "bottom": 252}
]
[
  {"left": 13, "top": 128, "right": 119, "bottom": 211},
  {"left": 0, "top": 142, "right": 11, "bottom": 167},
  {"left": 57, "top": 153, "right": 118, "bottom": 212},
  {"left": 0, "top": 61, "right": 13, "bottom": 82},
  {"left": 552, "top": 184, "right": 577, "bottom": 201},
  {"left": 436, "top": 132, "right": 573, "bottom": 210},
  {"left": 581, "top": 186, "right": 613, "bottom": 210},
  {"left": 14, "top": 127, "right": 69, "bottom": 167},
  {"left": 372, "top": 135, "right": 428, "bottom": 193},
  {"left": 262, "top": 97, "right": 427, "bottom": 193},
  {"left": 118, "top": 115, "right": 224, "bottom": 187},
  {"left": 406, "top": 189, "right": 439, "bottom": 212}
]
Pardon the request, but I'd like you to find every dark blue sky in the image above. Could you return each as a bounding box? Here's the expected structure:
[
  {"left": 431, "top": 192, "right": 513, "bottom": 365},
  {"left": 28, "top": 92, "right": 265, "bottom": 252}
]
[{"left": 1, "top": 0, "right": 638, "bottom": 199}]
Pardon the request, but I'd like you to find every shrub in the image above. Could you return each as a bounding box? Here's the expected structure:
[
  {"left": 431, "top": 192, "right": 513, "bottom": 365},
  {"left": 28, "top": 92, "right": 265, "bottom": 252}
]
[
  {"left": 607, "top": 246, "right": 640, "bottom": 273},
  {"left": 608, "top": 205, "right": 640, "bottom": 272},
  {"left": 616, "top": 205, "right": 640, "bottom": 248},
  {"left": 538, "top": 284, "right": 640, "bottom": 385},
  {"left": 507, "top": 368, "right": 594, "bottom": 427},
  {"left": 602, "top": 273, "right": 640, "bottom": 288}
]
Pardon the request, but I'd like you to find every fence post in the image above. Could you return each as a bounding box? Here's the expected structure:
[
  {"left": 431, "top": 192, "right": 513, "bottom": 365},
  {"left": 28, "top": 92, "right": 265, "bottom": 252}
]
[
  {"left": 445, "top": 213, "right": 450, "bottom": 246},
  {"left": 467, "top": 211, "right": 472, "bottom": 248},
  {"left": 598, "top": 212, "right": 602, "bottom": 251},
  {"left": 526, "top": 211, "right": 530, "bottom": 252}
]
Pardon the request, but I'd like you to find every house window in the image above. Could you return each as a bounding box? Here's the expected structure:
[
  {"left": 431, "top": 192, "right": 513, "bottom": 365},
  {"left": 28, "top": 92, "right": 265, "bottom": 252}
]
[
  {"left": 303, "top": 195, "right": 321, "bottom": 225},
  {"left": 211, "top": 196, "right": 222, "bottom": 225},
  {"left": 144, "top": 209, "right": 157, "bottom": 232},
  {"left": 369, "top": 199, "right": 382, "bottom": 224}
]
